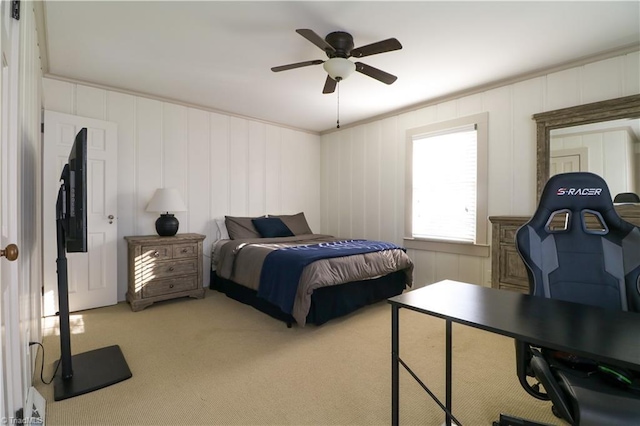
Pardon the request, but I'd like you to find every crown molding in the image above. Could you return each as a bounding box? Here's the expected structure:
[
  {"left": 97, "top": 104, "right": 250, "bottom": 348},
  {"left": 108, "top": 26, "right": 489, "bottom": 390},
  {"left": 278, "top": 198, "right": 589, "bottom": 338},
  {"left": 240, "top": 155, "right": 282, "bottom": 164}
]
[
  {"left": 32, "top": 0, "right": 48, "bottom": 73},
  {"left": 320, "top": 43, "right": 640, "bottom": 135},
  {"left": 43, "top": 73, "right": 319, "bottom": 136}
]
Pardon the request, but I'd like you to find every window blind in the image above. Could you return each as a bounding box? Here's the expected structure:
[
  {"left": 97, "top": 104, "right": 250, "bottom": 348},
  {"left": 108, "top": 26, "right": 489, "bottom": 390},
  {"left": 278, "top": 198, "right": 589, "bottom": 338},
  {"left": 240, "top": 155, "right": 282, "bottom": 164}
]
[{"left": 412, "top": 125, "right": 477, "bottom": 243}]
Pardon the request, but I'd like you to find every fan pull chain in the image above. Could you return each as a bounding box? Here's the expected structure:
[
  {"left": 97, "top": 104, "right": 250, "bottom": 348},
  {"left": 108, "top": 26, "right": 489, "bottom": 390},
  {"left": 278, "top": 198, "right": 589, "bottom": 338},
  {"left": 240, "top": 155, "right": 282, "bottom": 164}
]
[{"left": 336, "top": 81, "right": 340, "bottom": 129}]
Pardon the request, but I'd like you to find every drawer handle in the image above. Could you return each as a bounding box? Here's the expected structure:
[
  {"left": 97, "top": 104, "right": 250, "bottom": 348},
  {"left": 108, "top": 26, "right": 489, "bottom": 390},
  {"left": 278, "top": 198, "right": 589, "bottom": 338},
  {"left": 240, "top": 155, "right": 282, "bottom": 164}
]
[
  {"left": 169, "top": 284, "right": 174, "bottom": 289},
  {"left": 154, "top": 251, "right": 160, "bottom": 257},
  {"left": 169, "top": 267, "right": 175, "bottom": 272},
  {"left": 182, "top": 248, "right": 188, "bottom": 253}
]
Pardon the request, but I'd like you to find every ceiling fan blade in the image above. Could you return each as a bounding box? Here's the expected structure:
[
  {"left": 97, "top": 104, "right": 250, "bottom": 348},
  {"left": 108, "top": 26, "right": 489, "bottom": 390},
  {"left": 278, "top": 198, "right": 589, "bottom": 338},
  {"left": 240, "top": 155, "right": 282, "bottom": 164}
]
[
  {"left": 355, "top": 62, "right": 398, "bottom": 85},
  {"left": 322, "top": 75, "right": 337, "bottom": 94},
  {"left": 271, "top": 59, "right": 323, "bottom": 72},
  {"left": 350, "top": 38, "right": 402, "bottom": 58},
  {"left": 296, "top": 29, "right": 336, "bottom": 53}
]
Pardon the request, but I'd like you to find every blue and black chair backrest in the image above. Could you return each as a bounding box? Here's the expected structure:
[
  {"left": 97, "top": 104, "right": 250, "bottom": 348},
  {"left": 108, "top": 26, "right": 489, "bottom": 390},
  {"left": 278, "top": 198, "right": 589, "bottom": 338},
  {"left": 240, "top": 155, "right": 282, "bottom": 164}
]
[{"left": 516, "top": 172, "right": 640, "bottom": 312}]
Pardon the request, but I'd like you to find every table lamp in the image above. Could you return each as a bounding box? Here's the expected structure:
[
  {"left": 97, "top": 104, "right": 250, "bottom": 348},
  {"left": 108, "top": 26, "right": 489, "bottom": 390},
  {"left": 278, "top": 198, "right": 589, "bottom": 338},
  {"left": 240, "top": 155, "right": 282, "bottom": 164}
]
[{"left": 146, "top": 188, "right": 187, "bottom": 236}]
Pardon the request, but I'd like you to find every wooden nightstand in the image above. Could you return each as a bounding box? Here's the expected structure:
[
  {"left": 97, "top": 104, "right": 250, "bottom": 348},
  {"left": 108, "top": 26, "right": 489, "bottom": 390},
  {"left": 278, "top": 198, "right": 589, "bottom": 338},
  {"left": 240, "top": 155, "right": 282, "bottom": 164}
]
[{"left": 125, "top": 233, "right": 205, "bottom": 311}]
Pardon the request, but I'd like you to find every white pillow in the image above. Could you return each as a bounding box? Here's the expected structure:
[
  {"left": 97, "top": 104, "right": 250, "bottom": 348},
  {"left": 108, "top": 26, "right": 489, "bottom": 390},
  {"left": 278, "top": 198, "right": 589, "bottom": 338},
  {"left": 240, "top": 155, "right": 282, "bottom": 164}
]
[{"left": 215, "top": 218, "right": 230, "bottom": 240}]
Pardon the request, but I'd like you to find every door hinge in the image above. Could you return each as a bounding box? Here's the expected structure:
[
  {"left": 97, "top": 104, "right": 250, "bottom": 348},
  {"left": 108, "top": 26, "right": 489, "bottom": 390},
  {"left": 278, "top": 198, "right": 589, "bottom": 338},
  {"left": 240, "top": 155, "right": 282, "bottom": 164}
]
[
  {"left": 41, "top": 122, "right": 44, "bottom": 133},
  {"left": 12, "top": 1, "right": 20, "bottom": 20}
]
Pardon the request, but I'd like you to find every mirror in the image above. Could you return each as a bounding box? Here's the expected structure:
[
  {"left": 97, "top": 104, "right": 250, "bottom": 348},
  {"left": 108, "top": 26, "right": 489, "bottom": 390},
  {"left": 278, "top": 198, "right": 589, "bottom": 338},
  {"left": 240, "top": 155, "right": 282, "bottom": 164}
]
[
  {"left": 550, "top": 118, "right": 640, "bottom": 197},
  {"left": 533, "top": 94, "right": 640, "bottom": 200}
]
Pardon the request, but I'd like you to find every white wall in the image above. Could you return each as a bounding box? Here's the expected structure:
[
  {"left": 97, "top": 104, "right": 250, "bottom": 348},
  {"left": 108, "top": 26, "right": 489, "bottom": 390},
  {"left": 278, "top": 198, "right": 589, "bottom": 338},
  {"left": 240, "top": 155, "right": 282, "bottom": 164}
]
[
  {"left": 320, "top": 51, "right": 640, "bottom": 288},
  {"left": 42, "top": 79, "right": 322, "bottom": 302},
  {"left": 41, "top": 51, "right": 640, "bottom": 298}
]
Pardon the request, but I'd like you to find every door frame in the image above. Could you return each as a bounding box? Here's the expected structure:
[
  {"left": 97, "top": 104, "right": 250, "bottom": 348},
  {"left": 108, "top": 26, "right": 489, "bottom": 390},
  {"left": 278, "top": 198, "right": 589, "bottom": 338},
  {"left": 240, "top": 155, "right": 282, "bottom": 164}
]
[{"left": 0, "top": 0, "right": 24, "bottom": 418}]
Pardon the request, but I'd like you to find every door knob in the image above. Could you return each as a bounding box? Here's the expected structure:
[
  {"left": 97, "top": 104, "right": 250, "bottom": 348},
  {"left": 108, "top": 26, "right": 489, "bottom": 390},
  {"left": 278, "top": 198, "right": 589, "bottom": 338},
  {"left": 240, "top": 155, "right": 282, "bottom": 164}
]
[
  {"left": 0, "top": 244, "right": 18, "bottom": 261},
  {"left": 108, "top": 214, "right": 114, "bottom": 224}
]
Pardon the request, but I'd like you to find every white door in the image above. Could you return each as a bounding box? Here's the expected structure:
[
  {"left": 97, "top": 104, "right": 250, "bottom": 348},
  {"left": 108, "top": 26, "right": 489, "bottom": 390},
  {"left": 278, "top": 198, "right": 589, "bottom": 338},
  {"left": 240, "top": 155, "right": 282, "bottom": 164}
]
[
  {"left": 550, "top": 153, "right": 580, "bottom": 175},
  {"left": 43, "top": 111, "right": 118, "bottom": 316},
  {"left": 0, "top": 0, "right": 22, "bottom": 418},
  {"left": 550, "top": 147, "right": 589, "bottom": 177}
]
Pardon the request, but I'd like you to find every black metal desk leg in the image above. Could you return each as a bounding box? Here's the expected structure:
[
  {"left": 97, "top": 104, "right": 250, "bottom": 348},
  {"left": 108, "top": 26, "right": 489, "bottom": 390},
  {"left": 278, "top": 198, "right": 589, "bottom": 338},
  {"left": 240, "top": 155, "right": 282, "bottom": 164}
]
[
  {"left": 392, "top": 305, "right": 400, "bottom": 426},
  {"left": 446, "top": 319, "right": 452, "bottom": 426}
]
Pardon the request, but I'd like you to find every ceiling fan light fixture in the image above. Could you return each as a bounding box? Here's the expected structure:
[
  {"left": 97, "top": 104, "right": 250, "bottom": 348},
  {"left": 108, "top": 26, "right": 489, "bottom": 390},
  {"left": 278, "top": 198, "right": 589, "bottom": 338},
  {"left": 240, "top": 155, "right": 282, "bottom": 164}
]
[{"left": 323, "top": 57, "right": 356, "bottom": 81}]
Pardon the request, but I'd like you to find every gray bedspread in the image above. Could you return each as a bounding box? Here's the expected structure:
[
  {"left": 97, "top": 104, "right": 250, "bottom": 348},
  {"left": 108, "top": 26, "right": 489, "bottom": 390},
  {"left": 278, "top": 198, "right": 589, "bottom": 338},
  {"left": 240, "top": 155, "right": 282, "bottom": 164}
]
[{"left": 211, "top": 234, "right": 413, "bottom": 325}]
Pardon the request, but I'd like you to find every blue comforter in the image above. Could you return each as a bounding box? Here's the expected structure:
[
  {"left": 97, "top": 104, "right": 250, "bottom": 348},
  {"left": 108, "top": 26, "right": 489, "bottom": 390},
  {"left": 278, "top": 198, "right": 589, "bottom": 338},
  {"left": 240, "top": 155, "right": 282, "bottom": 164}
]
[{"left": 257, "top": 239, "right": 403, "bottom": 314}]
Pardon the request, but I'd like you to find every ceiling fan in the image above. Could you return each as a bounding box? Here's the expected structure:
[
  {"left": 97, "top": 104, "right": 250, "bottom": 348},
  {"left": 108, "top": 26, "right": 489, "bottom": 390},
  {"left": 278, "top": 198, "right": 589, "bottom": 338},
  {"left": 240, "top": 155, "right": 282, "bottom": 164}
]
[{"left": 271, "top": 29, "right": 402, "bottom": 94}]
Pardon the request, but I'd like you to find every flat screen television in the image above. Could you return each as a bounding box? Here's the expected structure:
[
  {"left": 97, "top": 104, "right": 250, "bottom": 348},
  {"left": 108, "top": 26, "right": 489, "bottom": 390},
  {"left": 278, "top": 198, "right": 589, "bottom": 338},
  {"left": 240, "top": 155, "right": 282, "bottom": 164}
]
[
  {"left": 53, "top": 127, "right": 131, "bottom": 400},
  {"left": 57, "top": 127, "right": 87, "bottom": 252}
]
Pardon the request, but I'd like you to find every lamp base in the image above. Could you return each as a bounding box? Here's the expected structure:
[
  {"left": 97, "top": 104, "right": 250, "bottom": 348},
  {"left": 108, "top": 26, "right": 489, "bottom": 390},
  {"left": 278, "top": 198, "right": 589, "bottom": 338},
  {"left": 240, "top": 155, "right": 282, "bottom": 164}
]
[{"left": 155, "top": 213, "right": 179, "bottom": 236}]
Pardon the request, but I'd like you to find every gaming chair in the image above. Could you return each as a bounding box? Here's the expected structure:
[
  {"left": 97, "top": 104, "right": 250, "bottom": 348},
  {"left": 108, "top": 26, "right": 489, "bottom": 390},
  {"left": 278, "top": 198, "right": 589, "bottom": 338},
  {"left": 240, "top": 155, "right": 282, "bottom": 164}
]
[
  {"left": 514, "top": 172, "right": 640, "bottom": 425},
  {"left": 614, "top": 192, "right": 640, "bottom": 203}
]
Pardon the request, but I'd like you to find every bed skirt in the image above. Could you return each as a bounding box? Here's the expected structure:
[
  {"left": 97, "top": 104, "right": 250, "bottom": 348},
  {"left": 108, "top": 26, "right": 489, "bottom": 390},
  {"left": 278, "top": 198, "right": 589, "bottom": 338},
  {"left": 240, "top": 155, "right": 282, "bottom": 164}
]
[{"left": 209, "top": 270, "right": 407, "bottom": 326}]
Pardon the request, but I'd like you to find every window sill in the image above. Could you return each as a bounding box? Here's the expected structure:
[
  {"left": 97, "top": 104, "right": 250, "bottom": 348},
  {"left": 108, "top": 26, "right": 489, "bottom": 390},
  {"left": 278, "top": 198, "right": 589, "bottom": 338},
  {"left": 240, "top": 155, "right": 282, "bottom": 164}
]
[{"left": 403, "top": 238, "right": 490, "bottom": 257}]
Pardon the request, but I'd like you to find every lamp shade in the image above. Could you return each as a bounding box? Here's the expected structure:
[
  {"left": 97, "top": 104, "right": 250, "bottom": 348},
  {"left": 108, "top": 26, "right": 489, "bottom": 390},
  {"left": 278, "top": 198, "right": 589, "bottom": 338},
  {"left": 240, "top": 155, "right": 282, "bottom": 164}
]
[
  {"left": 323, "top": 58, "right": 356, "bottom": 81},
  {"left": 146, "top": 188, "right": 187, "bottom": 213},
  {"left": 146, "top": 188, "right": 186, "bottom": 236}
]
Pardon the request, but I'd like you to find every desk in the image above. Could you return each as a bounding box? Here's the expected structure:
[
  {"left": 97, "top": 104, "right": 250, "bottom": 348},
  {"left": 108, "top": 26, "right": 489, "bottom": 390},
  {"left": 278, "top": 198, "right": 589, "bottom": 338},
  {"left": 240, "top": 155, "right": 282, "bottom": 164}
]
[{"left": 388, "top": 280, "right": 640, "bottom": 426}]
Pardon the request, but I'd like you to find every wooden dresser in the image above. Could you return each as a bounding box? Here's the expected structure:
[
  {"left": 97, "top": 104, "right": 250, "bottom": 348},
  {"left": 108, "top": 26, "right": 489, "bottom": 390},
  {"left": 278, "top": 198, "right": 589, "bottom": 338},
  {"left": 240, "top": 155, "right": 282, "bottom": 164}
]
[
  {"left": 488, "top": 216, "right": 531, "bottom": 293},
  {"left": 125, "top": 233, "right": 205, "bottom": 311},
  {"left": 489, "top": 205, "right": 640, "bottom": 293}
]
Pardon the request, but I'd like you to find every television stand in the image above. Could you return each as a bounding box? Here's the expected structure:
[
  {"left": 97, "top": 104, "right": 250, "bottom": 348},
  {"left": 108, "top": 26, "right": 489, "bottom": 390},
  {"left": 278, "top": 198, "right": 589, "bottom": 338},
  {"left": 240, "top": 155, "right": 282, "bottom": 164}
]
[
  {"left": 53, "top": 345, "right": 131, "bottom": 401},
  {"left": 54, "top": 216, "right": 132, "bottom": 401}
]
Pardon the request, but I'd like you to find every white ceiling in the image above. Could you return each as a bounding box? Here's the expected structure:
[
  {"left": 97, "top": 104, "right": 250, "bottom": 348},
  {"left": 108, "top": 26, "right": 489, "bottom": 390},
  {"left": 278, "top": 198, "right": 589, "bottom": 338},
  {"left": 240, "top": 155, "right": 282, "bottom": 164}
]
[{"left": 42, "top": 1, "right": 640, "bottom": 133}]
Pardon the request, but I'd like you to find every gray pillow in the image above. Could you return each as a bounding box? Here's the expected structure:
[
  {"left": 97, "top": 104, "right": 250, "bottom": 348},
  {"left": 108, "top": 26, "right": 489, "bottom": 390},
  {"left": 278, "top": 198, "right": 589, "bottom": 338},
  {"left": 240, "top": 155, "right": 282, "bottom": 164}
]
[
  {"left": 271, "top": 212, "right": 313, "bottom": 235},
  {"left": 225, "top": 216, "right": 263, "bottom": 239}
]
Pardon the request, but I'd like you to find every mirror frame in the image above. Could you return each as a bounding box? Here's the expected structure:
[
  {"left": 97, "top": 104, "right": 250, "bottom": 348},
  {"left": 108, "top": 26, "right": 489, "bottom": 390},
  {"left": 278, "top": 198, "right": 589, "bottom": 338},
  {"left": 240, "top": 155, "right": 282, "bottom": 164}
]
[{"left": 533, "top": 94, "right": 640, "bottom": 200}]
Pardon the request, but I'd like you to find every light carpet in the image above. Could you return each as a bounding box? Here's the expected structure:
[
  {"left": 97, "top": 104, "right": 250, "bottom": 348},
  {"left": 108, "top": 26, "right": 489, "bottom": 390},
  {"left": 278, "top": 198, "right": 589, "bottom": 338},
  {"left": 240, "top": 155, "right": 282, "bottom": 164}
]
[{"left": 34, "top": 288, "right": 563, "bottom": 425}]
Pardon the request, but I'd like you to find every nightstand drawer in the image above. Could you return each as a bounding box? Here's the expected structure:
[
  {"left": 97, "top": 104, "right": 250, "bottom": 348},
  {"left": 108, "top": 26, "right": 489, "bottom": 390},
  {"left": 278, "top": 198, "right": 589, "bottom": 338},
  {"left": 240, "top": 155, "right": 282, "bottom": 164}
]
[
  {"left": 173, "top": 243, "right": 198, "bottom": 259},
  {"left": 141, "top": 245, "right": 173, "bottom": 260},
  {"left": 153, "top": 258, "right": 198, "bottom": 278},
  {"left": 142, "top": 275, "right": 198, "bottom": 298}
]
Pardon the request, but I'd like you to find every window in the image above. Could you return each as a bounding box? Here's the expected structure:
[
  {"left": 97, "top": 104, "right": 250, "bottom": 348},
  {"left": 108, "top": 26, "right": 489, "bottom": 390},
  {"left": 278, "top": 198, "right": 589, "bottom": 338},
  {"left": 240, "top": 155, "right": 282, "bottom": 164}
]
[{"left": 405, "top": 113, "right": 489, "bottom": 257}]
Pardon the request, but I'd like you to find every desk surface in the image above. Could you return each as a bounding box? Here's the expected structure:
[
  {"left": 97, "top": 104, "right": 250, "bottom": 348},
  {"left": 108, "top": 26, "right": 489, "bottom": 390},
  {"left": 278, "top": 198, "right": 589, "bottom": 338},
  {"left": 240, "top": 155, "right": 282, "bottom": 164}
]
[{"left": 389, "top": 280, "right": 640, "bottom": 371}]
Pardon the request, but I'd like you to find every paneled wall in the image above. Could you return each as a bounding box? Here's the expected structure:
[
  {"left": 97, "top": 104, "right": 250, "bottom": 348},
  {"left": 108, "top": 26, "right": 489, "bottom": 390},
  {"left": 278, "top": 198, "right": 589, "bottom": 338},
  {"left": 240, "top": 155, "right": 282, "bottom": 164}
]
[
  {"left": 321, "top": 51, "right": 640, "bottom": 288},
  {"left": 43, "top": 78, "right": 321, "bottom": 301}
]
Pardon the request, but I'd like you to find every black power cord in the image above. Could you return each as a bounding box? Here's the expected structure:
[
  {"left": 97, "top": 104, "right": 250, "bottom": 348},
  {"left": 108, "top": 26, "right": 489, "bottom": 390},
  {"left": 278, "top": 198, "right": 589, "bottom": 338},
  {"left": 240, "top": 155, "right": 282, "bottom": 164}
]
[{"left": 29, "top": 342, "right": 60, "bottom": 385}]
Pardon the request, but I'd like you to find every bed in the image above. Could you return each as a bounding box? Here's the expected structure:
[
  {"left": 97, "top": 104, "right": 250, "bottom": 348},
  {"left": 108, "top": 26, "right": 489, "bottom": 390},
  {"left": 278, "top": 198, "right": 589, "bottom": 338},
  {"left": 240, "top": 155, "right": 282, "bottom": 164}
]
[{"left": 210, "top": 213, "right": 414, "bottom": 326}]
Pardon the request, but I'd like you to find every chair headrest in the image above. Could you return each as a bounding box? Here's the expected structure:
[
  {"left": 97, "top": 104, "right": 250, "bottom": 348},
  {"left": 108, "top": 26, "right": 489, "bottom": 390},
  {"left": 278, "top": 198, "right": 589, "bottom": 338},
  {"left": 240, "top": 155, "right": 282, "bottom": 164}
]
[
  {"left": 614, "top": 192, "right": 640, "bottom": 203},
  {"left": 539, "top": 172, "right": 613, "bottom": 213}
]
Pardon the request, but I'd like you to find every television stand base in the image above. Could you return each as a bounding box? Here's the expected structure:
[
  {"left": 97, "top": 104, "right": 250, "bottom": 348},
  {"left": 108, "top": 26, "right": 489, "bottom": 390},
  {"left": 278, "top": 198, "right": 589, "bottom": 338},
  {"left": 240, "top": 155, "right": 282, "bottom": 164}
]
[{"left": 53, "top": 345, "right": 132, "bottom": 401}]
